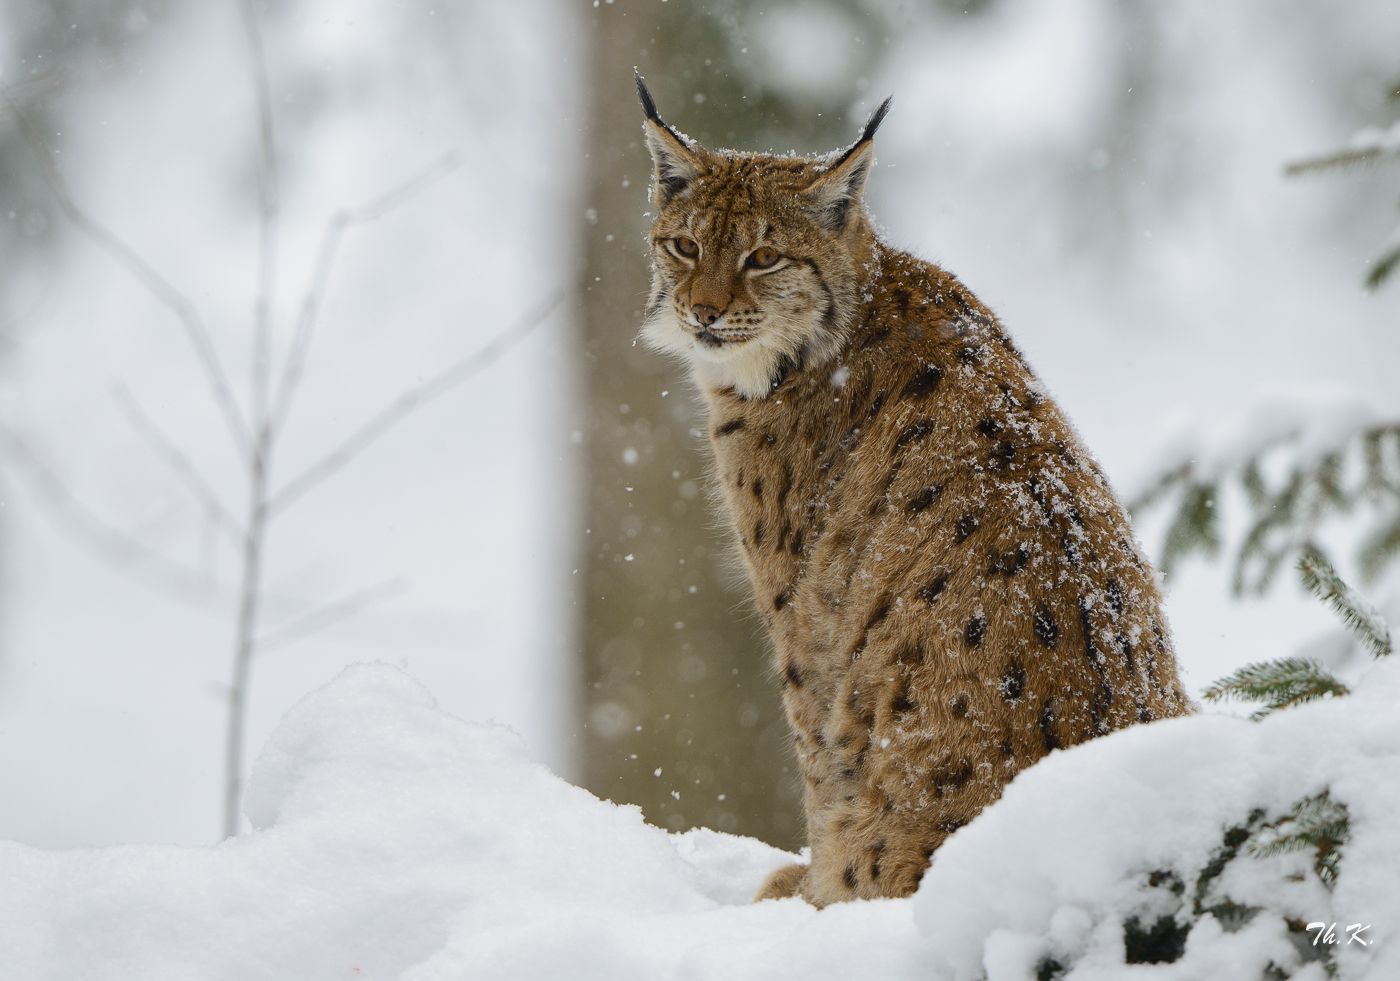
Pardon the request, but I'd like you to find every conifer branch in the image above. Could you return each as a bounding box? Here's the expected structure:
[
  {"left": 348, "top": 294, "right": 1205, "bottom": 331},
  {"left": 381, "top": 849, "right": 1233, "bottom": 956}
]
[
  {"left": 1298, "top": 549, "right": 1393, "bottom": 658},
  {"left": 1201, "top": 656, "right": 1349, "bottom": 720},
  {"left": 1365, "top": 242, "right": 1400, "bottom": 290},
  {"left": 1246, "top": 791, "right": 1350, "bottom": 890},
  {"left": 1137, "top": 423, "right": 1400, "bottom": 592},
  {"left": 1159, "top": 483, "right": 1219, "bottom": 578}
]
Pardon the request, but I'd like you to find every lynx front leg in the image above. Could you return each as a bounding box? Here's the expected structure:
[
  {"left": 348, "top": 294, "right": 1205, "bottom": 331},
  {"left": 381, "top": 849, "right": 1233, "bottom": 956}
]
[{"left": 753, "top": 863, "right": 807, "bottom": 902}]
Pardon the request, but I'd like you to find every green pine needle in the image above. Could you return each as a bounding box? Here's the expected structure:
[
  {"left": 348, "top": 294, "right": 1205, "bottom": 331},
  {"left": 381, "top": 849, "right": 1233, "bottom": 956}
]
[
  {"left": 1298, "top": 549, "right": 1393, "bottom": 658},
  {"left": 1284, "top": 145, "right": 1390, "bottom": 175},
  {"left": 1201, "top": 657, "right": 1350, "bottom": 720},
  {"left": 1358, "top": 513, "right": 1400, "bottom": 583},
  {"left": 1366, "top": 243, "right": 1400, "bottom": 291},
  {"left": 1246, "top": 792, "right": 1350, "bottom": 890},
  {"left": 1160, "top": 482, "right": 1220, "bottom": 579}
]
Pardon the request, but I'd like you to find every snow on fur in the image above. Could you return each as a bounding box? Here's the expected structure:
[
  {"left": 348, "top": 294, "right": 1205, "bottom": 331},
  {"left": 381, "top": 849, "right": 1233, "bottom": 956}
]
[{"left": 0, "top": 661, "right": 1395, "bottom": 979}]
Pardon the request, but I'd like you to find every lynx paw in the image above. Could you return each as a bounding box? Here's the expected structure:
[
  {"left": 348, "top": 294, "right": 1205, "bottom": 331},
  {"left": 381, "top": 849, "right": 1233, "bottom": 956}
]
[{"left": 753, "top": 862, "right": 808, "bottom": 902}]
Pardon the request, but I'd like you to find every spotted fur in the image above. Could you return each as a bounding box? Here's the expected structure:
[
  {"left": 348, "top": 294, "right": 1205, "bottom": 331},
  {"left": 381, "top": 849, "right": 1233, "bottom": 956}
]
[{"left": 636, "top": 78, "right": 1191, "bottom": 908}]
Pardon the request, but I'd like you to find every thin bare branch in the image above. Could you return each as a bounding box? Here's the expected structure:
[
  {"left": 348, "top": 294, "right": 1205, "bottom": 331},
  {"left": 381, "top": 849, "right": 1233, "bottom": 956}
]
[
  {"left": 257, "top": 578, "right": 407, "bottom": 652},
  {"left": 1, "top": 85, "right": 252, "bottom": 455},
  {"left": 110, "top": 382, "right": 244, "bottom": 545},
  {"left": 0, "top": 419, "right": 218, "bottom": 603},
  {"left": 0, "top": 68, "right": 71, "bottom": 116},
  {"left": 267, "top": 290, "right": 563, "bottom": 517},
  {"left": 268, "top": 153, "right": 460, "bottom": 441},
  {"left": 235, "top": 0, "right": 280, "bottom": 438}
]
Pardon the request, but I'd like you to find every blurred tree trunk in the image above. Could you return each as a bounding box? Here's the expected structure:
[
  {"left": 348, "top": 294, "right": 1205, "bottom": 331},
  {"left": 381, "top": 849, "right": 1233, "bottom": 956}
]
[
  {"left": 575, "top": 0, "right": 903, "bottom": 850},
  {"left": 575, "top": 0, "right": 804, "bottom": 849}
]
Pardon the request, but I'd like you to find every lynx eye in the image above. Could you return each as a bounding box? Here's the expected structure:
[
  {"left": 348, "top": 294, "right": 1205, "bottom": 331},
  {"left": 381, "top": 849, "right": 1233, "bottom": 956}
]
[
  {"left": 673, "top": 237, "right": 700, "bottom": 258},
  {"left": 746, "top": 246, "right": 781, "bottom": 270}
]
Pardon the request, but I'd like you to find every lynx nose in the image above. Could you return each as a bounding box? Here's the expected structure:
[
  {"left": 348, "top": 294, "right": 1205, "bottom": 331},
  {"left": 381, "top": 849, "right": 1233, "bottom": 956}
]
[{"left": 692, "top": 303, "right": 721, "bottom": 326}]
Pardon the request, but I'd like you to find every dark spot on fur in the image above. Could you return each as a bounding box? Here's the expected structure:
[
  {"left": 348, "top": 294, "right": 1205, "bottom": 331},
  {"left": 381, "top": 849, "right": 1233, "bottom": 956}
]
[
  {"left": 774, "top": 591, "right": 790, "bottom": 611},
  {"left": 784, "top": 661, "right": 804, "bottom": 688},
  {"left": 934, "top": 763, "right": 973, "bottom": 797},
  {"left": 955, "top": 513, "right": 980, "bottom": 543},
  {"left": 1106, "top": 578, "right": 1124, "bottom": 614},
  {"left": 907, "top": 485, "right": 942, "bottom": 514},
  {"left": 1080, "top": 602, "right": 1103, "bottom": 669},
  {"left": 896, "top": 419, "right": 934, "bottom": 448},
  {"left": 714, "top": 419, "right": 745, "bottom": 437},
  {"left": 777, "top": 462, "right": 792, "bottom": 507},
  {"left": 751, "top": 478, "right": 763, "bottom": 500},
  {"left": 776, "top": 520, "right": 790, "bottom": 552},
  {"left": 1000, "top": 738, "right": 1015, "bottom": 757},
  {"left": 889, "top": 684, "right": 916, "bottom": 717},
  {"left": 866, "top": 598, "right": 892, "bottom": 631},
  {"left": 989, "top": 440, "right": 1016, "bottom": 471},
  {"left": 1039, "top": 702, "right": 1061, "bottom": 751},
  {"left": 989, "top": 546, "right": 1029, "bottom": 575},
  {"left": 1092, "top": 683, "right": 1113, "bottom": 734},
  {"left": 958, "top": 345, "right": 982, "bottom": 364},
  {"left": 1138, "top": 705, "right": 1155, "bottom": 723},
  {"left": 949, "top": 693, "right": 970, "bottom": 718},
  {"left": 893, "top": 644, "right": 924, "bottom": 667},
  {"left": 790, "top": 528, "right": 805, "bottom": 555},
  {"left": 919, "top": 575, "right": 948, "bottom": 606},
  {"left": 858, "top": 325, "right": 891, "bottom": 350},
  {"left": 753, "top": 519, "right": 765, "bottom": 547},
  {"left": 1026, "top": 477, "right": 1053, "bottom": 520},
  {"left": 736, "top": 471, "right": 744, "bottom": 489},
  {"left": 892, "top": 287, "right": 912, "bottom": 319},
  {"left": 842, "top": 866, "right": 859, "bottom": 890},
  {"left": 1033, "top": 609, "right": 1059, "bottom": 648},
  {"left": 1000, "top": 667, "right": 1027, "bottom": 701},
  {"left": 965, "top": 616, "right": 986, "bottom": 647},
  {"left": 976, "top": 418, "right": 1002, "bottom": 438},
  {"left": 1062, "top": 535, "right": 1082, "bottom": 568},
  {"left": 1067, "top": 505, "right": 1084, "bottom": 526},
  {"left": 900, "top": 364, "right": 943, "bottom": 401},
  {"left": 864, "top": 390, "right": 887, "bottom": 421},
  {"left": 1116, "top": 632, "right": 1135, "bottom": 674}
]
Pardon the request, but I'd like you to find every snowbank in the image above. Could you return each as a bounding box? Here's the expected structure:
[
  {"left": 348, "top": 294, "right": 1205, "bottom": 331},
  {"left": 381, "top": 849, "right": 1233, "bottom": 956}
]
[{"left": 0, "top": 662, "right": 1394, "bottom": 979}]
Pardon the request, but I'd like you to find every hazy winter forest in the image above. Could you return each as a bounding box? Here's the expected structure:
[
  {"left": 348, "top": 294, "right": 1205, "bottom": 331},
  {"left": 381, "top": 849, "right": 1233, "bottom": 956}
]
[{"left": 1, "top": 0, "right": 1398, "bottom": 977}]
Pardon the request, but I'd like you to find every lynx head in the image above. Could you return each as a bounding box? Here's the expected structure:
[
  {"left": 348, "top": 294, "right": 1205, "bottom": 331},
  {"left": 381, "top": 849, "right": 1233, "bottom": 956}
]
[{"left": 636, "top": 74, "right": 892, "bottom": 400}]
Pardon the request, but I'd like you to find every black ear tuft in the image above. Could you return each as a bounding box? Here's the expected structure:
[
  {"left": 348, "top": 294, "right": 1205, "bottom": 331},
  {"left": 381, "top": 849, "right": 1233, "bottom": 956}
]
[
  {"left": 860, "top": 96, "right": 894, "bottom": 146},
  {"left": 636, "top": 69, "right": 662, "bottom": 125},
  {"left": 636, "top": 71, "right": 706, "bottom": 207},
  {"left": 830, "top": 96, "right": 893, "bottom": 172},
  {"left": 801, "top": 99, "right": 892, "bottom": 233}
]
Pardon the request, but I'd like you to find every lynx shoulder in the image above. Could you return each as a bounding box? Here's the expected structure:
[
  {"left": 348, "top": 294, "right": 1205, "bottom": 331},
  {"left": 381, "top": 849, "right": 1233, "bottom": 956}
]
[{"left": 634, "top": 76, "right": 1191, "bottom": 908}]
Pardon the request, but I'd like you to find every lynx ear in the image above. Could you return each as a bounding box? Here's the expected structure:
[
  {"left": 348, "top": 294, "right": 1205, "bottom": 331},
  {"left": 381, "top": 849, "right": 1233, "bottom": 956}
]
[
  {"left": 636, "top": 71, "right": 705, "bottom": 207},
  {"left": 801, "top": 96, "right": 892, "bottom": 233}
]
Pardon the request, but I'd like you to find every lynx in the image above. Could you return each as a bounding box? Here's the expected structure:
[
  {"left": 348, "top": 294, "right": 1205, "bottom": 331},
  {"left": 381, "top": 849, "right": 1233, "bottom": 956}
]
[{"left": 634, "top": 76, "right": 1192, "bottom": 908}]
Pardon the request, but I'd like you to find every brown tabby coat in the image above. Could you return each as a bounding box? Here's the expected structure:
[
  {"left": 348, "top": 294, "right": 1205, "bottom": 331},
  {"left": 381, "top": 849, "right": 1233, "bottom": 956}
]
[{"left": 635, "top": 78, "right": 1191, "bottom": 908}]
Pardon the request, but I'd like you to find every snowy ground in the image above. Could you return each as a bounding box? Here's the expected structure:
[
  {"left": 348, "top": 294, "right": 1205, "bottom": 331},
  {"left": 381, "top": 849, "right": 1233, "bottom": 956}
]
[{"left": 2, "top": 660, "right": 1392, "bottom": 980}]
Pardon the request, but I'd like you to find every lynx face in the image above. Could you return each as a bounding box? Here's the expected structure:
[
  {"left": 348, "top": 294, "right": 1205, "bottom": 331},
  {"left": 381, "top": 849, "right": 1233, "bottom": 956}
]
[{"left": 639, "top": 88, "right": 890, "bottom": 399}]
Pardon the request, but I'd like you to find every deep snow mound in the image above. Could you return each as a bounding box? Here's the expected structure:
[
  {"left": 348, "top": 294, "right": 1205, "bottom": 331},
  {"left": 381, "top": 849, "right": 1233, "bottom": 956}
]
[{"left": 0, "top": 661, "right": 1395, "bottom": 979}]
